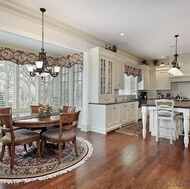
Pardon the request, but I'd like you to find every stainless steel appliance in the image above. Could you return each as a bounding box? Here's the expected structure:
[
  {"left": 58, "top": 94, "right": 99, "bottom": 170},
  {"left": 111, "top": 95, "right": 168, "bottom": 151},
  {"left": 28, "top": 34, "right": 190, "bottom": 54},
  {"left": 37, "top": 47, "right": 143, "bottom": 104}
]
[{"left": 139, "top": 92, "right": 147, "bottom": 107}]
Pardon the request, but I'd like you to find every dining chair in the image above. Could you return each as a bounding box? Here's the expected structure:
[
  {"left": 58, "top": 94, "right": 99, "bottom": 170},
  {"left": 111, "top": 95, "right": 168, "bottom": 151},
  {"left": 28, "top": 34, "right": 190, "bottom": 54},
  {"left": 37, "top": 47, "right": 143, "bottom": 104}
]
[
  {"left": 41, "top": 111, "right": 81, "bottom": 164},
  {"left": 0, "top": 107, "right": 12, "bottom": 114},
  {"left": 46, "top": 106, "right": 76, "bottom": 131},
  {"left": 30, "top": 105, "right": 42, "bottom": 114},
  {"left": 0, "top": 107, "right": 31, "bottom": 152},
  {"left": 155, "top": 99, "right": 179, "bottom": 145},
  {"left": 63, "top": 106, "right": 76, "bottom": 113},
  {"left": 0, "top": 114, "right": 41, "bottom": 169}
]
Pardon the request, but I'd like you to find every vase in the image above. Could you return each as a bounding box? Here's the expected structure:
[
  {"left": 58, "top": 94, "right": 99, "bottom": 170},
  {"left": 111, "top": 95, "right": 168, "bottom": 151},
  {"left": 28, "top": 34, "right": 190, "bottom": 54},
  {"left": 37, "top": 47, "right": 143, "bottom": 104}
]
[{"left": 39, "top": 116, "right": 51, "bottom": 121}]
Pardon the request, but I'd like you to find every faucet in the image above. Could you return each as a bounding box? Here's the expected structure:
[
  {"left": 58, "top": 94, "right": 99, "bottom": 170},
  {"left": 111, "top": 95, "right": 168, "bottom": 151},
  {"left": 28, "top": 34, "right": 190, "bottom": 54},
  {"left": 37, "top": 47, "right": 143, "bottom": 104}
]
[
  {"left": 131, "top": 91, "right": 137, "bottom": 99},
  {"left": 180, "top": 93, "right": 183, "bottom": 99}
]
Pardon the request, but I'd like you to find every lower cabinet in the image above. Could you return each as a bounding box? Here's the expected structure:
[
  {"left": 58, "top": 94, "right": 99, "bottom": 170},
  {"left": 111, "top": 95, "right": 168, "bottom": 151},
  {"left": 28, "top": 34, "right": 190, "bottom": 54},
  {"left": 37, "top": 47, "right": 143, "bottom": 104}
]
[
  {"left": 89, "top": 101, "right": 138, "bottom": 134},
  {"left": 120, "top": 102, "right": 138, "bottom": 125},
  {"left": 128, "top": 102, "right": 137, "bottom": 123},
  {"left": 120, "top": 103, "right": 129, "bottom": 124},
  {"left": 106, "top": 104, "right": 120, "bottom": 128}
]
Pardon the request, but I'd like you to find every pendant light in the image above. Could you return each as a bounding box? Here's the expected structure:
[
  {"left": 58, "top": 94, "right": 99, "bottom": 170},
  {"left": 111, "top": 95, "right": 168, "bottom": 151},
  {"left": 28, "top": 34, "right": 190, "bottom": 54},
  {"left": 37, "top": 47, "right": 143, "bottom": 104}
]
[
  {"left": 168, "top": 35, "right": 183, "bottom": 76},
  {"left": 27, "top": 8, "right": 60, "bottom": 77}
]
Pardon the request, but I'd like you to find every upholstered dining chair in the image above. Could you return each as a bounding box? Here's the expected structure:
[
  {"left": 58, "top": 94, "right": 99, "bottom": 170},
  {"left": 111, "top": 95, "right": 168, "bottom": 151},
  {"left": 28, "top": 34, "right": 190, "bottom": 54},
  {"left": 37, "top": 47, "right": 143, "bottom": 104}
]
[
  {"left": 0, "top": 114, "right": 41, "bottom": 169},
  {"left": 155, "top": 99, "right": 179, "bottom": 145},
  {"left": 41, "top": 111, "right": 81, "bottom": 164},
  {"left": 46, "top": 106, "right": 76, "bottom": 131},
  {"left": 0, "top": 107, "right": 30, "bottom": 152}
]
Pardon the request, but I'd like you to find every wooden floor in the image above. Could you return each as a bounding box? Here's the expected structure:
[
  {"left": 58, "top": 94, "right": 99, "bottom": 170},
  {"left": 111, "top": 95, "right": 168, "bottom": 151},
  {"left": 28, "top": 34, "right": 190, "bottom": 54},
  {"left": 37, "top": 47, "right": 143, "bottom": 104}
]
[{"left": 1, "top": 128, "right": 190, "bottom": 189}]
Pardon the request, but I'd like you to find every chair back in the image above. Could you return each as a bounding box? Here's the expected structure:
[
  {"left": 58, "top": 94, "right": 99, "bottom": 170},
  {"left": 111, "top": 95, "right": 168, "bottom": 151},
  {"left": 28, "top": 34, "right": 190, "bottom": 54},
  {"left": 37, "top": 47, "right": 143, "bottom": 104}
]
[
  {"left": 0, "top": 114, "right": 14, "bottom": 139},
  {"left": 0, "top": 107, "right": 12, "bottom": 114},
  {"left": 63, "top": 106, "right": 76, "bottom": 113},
  {"left": 30, "top": 105, "right": 42, "bottom": 113},
  {"left": 59, "top": 111, "right": 80, "bottom": 132},
  {"left": 155, "top": 99, "right": 174, "bottom": 120}
]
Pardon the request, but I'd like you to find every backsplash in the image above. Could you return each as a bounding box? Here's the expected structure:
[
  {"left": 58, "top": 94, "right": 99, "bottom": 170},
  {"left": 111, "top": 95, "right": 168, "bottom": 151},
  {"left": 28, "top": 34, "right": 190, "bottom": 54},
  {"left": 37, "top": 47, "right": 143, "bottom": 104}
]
[{"left": 158, "top": 82, "right": 190, "bottom": 99}]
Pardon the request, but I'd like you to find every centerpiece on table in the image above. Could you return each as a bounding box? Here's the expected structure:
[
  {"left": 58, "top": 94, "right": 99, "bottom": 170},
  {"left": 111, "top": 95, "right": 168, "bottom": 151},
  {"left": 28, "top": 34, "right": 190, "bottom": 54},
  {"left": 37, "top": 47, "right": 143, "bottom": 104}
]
[{"left": 38, "top": 104, "right": 53, "bottom": 118}]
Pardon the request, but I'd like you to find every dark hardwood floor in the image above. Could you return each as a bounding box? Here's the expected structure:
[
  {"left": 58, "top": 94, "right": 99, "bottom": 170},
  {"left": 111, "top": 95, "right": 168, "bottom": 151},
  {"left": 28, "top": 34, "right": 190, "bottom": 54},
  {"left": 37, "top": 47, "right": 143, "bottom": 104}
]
[{"left": 1, "top": 127, "right": 190, "bottom": 189}]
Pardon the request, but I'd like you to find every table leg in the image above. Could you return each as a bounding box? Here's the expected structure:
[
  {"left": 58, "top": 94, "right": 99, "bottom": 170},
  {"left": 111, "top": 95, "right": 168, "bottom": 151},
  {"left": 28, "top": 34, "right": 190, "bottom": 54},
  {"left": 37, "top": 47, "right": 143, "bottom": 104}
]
[
  {"left": 142, "top": 106, "right": 147, "bottom": 139},
  {"left": 183, "top": 110, "right": 189, "bottom": 148}
]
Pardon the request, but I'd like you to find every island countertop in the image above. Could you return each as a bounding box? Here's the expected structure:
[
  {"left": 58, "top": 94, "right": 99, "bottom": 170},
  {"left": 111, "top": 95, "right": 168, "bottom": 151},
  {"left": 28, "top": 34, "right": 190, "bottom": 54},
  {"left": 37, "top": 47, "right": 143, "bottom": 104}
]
[{"left": 142, "top": 99, "right": 190, "bottom": 109}]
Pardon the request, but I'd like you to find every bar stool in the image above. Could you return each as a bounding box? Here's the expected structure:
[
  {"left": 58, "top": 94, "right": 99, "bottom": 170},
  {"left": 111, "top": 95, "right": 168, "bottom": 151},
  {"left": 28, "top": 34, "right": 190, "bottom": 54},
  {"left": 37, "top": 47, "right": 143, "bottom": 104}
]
[{"left": 155, "top": 99, "right": 179, "bottom": 145}]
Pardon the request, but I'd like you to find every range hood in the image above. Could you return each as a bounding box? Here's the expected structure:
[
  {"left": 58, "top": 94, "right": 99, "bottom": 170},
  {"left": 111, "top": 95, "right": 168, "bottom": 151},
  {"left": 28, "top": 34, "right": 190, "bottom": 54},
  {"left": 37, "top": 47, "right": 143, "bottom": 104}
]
[{"left": 169, "top": 75, "right": 190, "bottom": 83}]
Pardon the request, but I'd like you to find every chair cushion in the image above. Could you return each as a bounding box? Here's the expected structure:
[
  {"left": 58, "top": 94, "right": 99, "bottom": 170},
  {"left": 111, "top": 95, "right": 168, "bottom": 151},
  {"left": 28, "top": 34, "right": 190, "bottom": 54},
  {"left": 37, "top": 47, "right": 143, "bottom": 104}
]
[
  {"left": 41, "top": 129, "right": 76, "bottom": 141},
  {"left": 1, "top": 129, "right": 40, "bottom": 144}
]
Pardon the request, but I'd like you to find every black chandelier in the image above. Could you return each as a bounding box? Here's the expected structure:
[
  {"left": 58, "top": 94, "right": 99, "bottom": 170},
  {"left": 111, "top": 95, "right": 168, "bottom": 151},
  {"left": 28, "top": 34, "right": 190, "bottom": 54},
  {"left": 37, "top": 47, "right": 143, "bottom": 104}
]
[
  {"left": 168, "top": 35, "right": 183, "bottom": 76},
  {"left": 27, "top": 8, "right": 60, "bottom": 77}
]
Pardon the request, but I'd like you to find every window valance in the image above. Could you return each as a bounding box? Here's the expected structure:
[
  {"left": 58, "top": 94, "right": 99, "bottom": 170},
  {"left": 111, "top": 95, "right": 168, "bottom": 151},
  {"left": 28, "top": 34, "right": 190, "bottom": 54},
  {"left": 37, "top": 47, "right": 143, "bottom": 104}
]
[
  {"left": 0, "top": 47, "right": 83, "bottom": 68},
  {"left": 125, "top": 64, "right": 141, "bottom": 77}
]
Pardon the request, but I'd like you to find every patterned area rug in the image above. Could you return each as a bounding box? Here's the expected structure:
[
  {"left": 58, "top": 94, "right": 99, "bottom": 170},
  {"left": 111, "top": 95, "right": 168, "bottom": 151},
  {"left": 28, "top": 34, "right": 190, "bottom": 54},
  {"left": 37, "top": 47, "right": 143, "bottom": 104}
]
[
  {"left": 115, "top": 121, "right": 147, "bottom": 136},
  {"left": 0, "top": 137, "right": 93, "bottom": 184}
]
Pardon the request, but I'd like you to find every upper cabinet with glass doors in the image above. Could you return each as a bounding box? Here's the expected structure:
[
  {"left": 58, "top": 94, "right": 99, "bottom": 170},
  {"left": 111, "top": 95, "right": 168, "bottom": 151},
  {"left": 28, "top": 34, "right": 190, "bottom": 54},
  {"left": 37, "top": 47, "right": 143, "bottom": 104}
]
[{"left": 89, "top": 47, "right": 115, "bottom": 103}]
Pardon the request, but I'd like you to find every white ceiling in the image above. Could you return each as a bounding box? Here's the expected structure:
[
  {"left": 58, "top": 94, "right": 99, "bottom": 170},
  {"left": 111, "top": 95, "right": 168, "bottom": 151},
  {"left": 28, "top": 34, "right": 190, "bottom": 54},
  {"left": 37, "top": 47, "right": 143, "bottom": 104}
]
[{"left": 1, "top": 0, "right": 190, "bottom": 61}]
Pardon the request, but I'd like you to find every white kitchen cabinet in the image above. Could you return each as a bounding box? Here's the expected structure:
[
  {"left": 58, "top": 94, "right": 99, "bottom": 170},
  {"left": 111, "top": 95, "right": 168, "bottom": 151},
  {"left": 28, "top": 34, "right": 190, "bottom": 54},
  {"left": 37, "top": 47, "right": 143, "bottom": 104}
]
[
  {"left": 120, "top": 103, "right": 129, "bottom": 124},
  {"left": 114, "top": 57, "right": 124, "bottom": 89},
  {"left": 106, "top": 104, "right": 120, "bottom": 128},
  {"left": 138, "top": 107, "right": 142, "bottom": 120},
  {"left": 120, "top": 101, "right": 138, "bottom": 125},
  {"left": 89, "top": 47, "right": 115, "bottom": 103},
  {"left": 89, "top": 104, "right": 120, "bottom": 134},
  {"left": 128, "top": 102, "right": 138, "bottom": 123},
  {"left": 149, "top": 66, "right": 156, "bottom": 90},
  {"left": 89, "top": 101, "right": 138, "bottom": 134},
  {"left": 156, "top": 67, "right": 171, "bottom": 90},
  {"left": 138, "top": 65, "right": 150, "bottom": 90}
]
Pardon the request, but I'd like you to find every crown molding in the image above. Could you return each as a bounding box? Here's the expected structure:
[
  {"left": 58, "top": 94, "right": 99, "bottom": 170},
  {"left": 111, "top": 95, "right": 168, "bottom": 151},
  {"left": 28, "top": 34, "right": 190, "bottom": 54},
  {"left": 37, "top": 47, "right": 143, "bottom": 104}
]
[{"left": 0, "top": 0, "right": 141, "bottom": 61}]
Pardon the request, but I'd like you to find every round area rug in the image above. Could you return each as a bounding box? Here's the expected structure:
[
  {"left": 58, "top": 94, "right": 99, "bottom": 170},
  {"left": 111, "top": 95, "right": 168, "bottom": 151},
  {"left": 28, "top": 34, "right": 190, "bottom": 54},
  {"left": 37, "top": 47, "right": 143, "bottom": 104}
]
[{"left": 0, "top": 137, "right": 93, "bottom": 184}]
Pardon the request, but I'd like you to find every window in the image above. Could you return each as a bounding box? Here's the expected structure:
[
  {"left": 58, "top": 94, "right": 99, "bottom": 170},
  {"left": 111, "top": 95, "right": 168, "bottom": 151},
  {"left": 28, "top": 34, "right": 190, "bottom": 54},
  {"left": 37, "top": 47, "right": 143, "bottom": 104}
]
[
  {"left": 19, "top": 64, "right": 38, "bottom": 108},
  {"left": 40, "top": 76, "right": 54, "bottom": 105},
  {"left": 0, "top": 61, "right": 16, "bottom": 108},
  {"left": 119, "top": 75, "right": 138, "bottom": 95},
  {"left": 0, "top": 60, "right": 83, "bottom": 111},
  {"left": 73, "top": 64, "right": 83, "bottom": 107},
  {"left": 61, "top": 64, "right": 83, "bottom": 108},
  {"left": 61, "top": 67, "right": 69, "bottom": 105}
]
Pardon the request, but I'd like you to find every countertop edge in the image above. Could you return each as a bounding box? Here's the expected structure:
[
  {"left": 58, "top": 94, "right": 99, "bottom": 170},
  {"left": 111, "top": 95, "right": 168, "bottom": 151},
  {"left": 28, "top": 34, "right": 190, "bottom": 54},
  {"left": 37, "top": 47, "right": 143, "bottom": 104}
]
[{"left": 89, "top": 99, "right": 139, "bottom": 105}]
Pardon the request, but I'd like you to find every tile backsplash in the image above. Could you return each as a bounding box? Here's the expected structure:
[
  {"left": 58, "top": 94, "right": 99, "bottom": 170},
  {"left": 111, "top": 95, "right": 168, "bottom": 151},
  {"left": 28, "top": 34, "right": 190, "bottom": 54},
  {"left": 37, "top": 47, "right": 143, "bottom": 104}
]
[{"left": 157, "top": 82, "right": 190, "bottom": 99}]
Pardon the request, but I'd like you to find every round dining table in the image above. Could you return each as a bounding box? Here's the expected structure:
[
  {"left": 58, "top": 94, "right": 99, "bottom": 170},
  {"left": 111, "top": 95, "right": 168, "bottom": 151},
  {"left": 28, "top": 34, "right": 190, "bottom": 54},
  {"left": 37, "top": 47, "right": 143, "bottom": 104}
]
[{"left": 13, "top": 114, "right": 60, "bottom": 128}]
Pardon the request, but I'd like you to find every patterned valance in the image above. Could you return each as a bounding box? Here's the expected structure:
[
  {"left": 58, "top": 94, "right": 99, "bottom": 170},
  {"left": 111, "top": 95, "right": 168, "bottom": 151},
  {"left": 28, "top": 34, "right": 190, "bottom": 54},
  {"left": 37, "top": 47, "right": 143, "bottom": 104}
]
[
  {"left": 125, "top": 65, "right": 141, "bottom": 77},
  {"left": 0, "top": 47, "right": 83, "bottom": 68}
]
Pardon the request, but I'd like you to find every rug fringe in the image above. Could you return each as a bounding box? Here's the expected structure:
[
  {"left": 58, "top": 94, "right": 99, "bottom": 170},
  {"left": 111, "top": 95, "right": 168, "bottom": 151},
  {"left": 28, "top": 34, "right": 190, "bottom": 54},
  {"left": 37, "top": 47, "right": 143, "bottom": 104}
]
[{"left": 0, "top": 137, "right": 93, "bottom": 184}]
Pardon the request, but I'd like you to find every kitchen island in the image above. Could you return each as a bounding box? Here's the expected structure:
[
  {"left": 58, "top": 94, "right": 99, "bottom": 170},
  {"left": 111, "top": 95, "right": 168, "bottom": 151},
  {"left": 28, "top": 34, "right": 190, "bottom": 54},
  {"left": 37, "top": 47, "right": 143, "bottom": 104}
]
[{"left": 142, "top": 100, "right": 190, "bottom": 148}]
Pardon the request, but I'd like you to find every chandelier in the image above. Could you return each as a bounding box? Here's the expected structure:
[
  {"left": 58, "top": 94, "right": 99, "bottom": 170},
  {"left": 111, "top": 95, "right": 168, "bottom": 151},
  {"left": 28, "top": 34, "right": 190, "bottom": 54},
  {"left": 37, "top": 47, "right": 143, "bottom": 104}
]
[
  {"left": 27, "top": 8, "right": 60, "bottom": 77},
  {"left": 168, "top": 35, "right": 183, "bottom": 76}
]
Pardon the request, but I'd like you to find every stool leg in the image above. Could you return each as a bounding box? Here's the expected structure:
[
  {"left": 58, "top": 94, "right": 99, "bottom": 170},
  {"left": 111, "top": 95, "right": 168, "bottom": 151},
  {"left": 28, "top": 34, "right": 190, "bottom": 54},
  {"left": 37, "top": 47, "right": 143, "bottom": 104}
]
[{"left": 156, "top": 118, "right": 159, "bottom": 142}]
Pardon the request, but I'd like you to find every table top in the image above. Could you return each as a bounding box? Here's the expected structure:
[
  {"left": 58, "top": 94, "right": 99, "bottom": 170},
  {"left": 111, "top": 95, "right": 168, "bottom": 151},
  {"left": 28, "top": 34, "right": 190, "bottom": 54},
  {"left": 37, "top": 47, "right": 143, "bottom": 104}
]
[{"left": 13, "top": 113, "right": 60, "bottom": 128}]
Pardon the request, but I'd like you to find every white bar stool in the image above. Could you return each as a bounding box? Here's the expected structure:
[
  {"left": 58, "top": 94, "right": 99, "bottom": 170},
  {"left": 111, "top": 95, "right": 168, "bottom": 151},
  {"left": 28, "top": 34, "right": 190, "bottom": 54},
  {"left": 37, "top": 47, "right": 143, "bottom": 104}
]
[{"left": 155, "top": 99, "right": 179, "bottom": 145}]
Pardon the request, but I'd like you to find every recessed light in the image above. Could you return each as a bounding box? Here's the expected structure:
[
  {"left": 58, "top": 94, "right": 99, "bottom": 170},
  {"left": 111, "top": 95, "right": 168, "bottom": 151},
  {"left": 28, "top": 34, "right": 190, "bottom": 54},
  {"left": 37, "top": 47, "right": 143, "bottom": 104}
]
[{"left": 120, "top": 33, "right": 125, "bottom": 36}]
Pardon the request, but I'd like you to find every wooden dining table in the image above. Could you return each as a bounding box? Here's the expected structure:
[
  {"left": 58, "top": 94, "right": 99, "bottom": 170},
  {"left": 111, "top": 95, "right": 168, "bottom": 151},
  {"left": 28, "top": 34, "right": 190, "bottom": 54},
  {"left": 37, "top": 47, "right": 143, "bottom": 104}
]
[{"left": 13, "top": 113, "right": 60, "bottom": 129}]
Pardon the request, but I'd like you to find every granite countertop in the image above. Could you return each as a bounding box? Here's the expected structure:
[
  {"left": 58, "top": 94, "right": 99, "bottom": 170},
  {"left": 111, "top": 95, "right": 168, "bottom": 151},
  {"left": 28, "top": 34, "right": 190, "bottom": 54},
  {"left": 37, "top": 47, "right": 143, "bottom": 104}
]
[
  {"left": 143, "top": 99, "right": 190, "bottom": 109},
  {"left": 89, "top": 99, "right": 139, "bottom": 105}
]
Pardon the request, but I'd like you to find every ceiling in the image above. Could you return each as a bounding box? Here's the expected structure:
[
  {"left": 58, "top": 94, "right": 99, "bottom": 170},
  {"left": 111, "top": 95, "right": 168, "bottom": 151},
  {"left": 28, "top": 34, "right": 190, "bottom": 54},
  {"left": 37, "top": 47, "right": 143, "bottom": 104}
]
[{"left": 1, "top": 0, "right": 190, "bottom": 61}]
